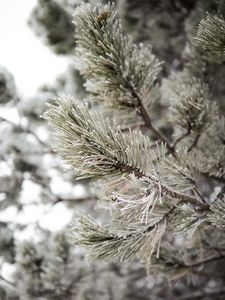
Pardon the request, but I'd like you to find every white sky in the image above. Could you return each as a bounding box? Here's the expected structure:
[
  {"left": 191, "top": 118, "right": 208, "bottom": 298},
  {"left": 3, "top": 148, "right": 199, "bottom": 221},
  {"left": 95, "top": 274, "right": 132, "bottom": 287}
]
[{"left": 0, "top": 0, "right": 69, "bottom": 98}]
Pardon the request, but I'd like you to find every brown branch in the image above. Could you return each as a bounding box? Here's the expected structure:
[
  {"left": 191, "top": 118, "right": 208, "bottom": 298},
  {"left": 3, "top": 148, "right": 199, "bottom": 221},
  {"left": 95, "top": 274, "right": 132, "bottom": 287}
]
[
  {"left": 115, "top": 158, "right": 207, "bottom": 209},
  {"left": 121, "top": 80, "right": 208, "bottom": 207},
  {"left": 215, "top": 185, "right": 225, "bottom": 202},
  {"left": 188, "top": 133, "right": 200, "bottom": 152},
  {"left": 173, "top": 128, "right": 191, "bottom": 148},
  {"left": 188, "top": 253, "right": 225, "bottom": 269},
  {"left": 121, "top": 79, "right": 176, "bottom": 158},
  {"left": 53, "top": 195, "right": 97, "bottom": 205},
  {"left": 136, "top": 96, "right": 176, "bottom": 157},
  {"left": 109, "top": 206, "right": 175, "bottom": 242}
]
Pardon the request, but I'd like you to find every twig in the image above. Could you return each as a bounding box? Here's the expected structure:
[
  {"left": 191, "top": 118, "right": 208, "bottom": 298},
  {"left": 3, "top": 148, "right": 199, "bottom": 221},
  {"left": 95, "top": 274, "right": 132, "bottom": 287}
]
[
  {"left": 173, "top": 128, "right": 191, "bottom": 148},
  {"left": 136, "top": 98, "right": 176, "bottom": 157},
  {"left": 53, "top": 195, "right": 97, "bottom": 205},
  {"left": 188, "top": 133, "right": 200, "bottom": 152},
  {"left": 124, "top": 81, "right": 209, "bottom": 207},
  {"left": 123, "top": 80, "right": 176, "bottom": 158},
  {"left": 0, "top": 274, "right": 16, "bottom": 288},
  {"left": 215, "top": 185, "right": 225, "bottom": 202},
  {"left": 0, "top": 116, "right": 51, "bottom": 151},
  {"left": 188, "top": 253, "right": 225, "bottom": 269},
  {"left": 116, "top": 159, "right": 208, "bottom": 209}
]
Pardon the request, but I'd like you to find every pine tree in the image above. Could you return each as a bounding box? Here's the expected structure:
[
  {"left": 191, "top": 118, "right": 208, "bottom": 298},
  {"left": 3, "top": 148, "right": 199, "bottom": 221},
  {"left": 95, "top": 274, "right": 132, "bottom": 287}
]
[
  {"left": 44, "top": 1, "right": 225, "bottom": 299},
  {"left": 2, "top": 1, "right": 225, "bottom": 299}
]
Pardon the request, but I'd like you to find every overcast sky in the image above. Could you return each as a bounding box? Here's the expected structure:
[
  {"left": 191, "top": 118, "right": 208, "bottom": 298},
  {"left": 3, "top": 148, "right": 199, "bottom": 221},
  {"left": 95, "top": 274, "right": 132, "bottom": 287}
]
[{"left": 0, "top": 0, "right": 68, "bottom": 98}]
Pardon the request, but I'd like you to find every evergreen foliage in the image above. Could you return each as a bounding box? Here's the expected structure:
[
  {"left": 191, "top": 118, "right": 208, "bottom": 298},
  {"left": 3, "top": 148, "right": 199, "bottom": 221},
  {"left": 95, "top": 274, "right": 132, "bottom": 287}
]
[
  {"left": 195, "top": 13, "right": 225, "bottom": 62},
  {"left": 2, "top": 0, "right": 225, "bottom": 299},
  {"left": 45, "top": 1, "right": 225, "bottom": 279}
]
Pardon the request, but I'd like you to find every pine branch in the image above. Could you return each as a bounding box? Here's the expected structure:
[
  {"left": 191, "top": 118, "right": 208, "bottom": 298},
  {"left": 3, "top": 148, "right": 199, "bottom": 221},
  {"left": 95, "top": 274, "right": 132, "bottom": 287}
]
[
  {"left": 44, "top": 96, "right": 150, "bottom": 179},
  {"left": 44, "top": 97, "right": 206, "bottom": 209},
  {"left": 168, "top": 78, "right": 213, "bottom": 136},
  {"left": 206, "top": 194, "right": 225, "bottom": 227},
  {"left": 195, "top": 13, "right": 225, "bottom": 62},
  {"left": 69, "top": 208, "right": 170, "bottom": 262},
  {"left": 73, "top": 3, "right": 177, "bottom": 156},
  {"left": 43, "top": 3, "right": 224, "bottom": 272}
]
